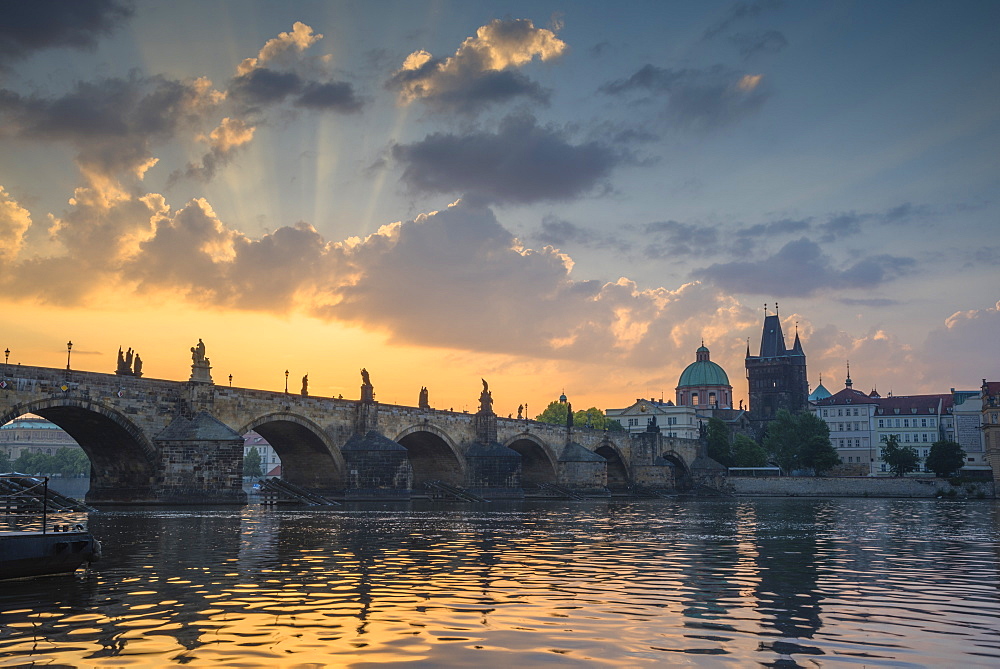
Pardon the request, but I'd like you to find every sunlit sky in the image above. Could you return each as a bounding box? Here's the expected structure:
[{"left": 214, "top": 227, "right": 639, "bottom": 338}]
[{"left": 1, "top": 0, "right": 998, "bottom": 415}]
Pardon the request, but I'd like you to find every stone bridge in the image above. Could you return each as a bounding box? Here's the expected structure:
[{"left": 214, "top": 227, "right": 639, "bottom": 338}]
[{"left": 0, "top": 358, "right": 717, "bottom": 504}]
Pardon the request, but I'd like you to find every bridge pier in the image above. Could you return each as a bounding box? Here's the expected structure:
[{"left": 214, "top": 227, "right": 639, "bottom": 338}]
[{"left": 153, "top": 412, "right": 247, "bottom": 504}]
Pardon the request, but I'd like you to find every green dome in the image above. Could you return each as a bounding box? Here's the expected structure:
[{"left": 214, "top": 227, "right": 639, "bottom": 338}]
[
  {"left": 678, "top": 360, "right": 730, "bottom": 387},
  {"left": 677, "top": 345, "right": 730, "bottom": 388}
]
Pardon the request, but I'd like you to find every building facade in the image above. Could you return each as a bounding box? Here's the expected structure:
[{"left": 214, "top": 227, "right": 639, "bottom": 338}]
[
  {"left": 812, "top": 382, "right": 879, "bottom": 475},
  {"left": 746, "top": 311, "right": 809, "bottom": 429},
  {"left": 243, "top": 431, "right": 282, "bottom": 477},
  {"left": 0, "top": 416, "right": 82, "bottom": 462},
  {"left": 873, "top": 394, "right": 952, "bottom": 474},
  {"left": 982, "top": 380, "right": 1000, "bottom": 481},
  {"left": 605, "top": 399, "right": 699, "bottom": 439}
]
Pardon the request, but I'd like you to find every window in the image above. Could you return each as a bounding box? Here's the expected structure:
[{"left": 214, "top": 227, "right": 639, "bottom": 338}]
[
  {"left": 838, "top": 409, "right": 843, "bottom": 416},
  {"left": 905, "top": 434, "right": 911, "bottom": 442},
  {"left": 839, "top": 423, "right": 844, "bottom": 431},
  {"left": 823, "top": 409, "right": 828, "bottom": 417},
  {"left": 691, "top": 392, "right": 699, "bottom": 405},
  {"left": 895, "top": 419, "right": 901, "bottom": 427},
  {"left": 904, "top": 419, "right": 909, "bottom": 427},
  {"left": 709, "top": 392, "right": 716, "bottom": 405},
  {"left": 878, "top": 419, "right": 884, "bottom": 428},
  {"left": 853, "top": 408, "right": 859, "bottom": 416},
  {"left": 921, "top": 418, "right": 927, "bottom": 427},
  {"left": 929, "top": 418, "right": 936, "bottom": 427},
  {"left": 922, "top": 434, "right": 928, "bottom": 442}
]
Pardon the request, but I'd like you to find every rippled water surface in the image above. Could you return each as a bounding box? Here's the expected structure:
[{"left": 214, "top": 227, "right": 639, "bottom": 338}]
[{"left": 2, "top": 498, "right": 999, "bottom": 667}]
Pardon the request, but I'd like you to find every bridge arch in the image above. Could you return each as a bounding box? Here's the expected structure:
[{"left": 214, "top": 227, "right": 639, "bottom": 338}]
[
  {"left": 660, "top": 449, "right": 691, "bottom": 487},
  {"left": 595, "top": 442, "right": 630, "bottom": 491},
  {"left": 503, "top": 433, "right": 557, "bottom": 487},
  {"left": 238, "top": 412, "right": 345, "bottom": 490},
  {"left": 393, "top": 423, "right": 466, "bottom": 488},
  {"left": 0, "top": 398, "right": 158, "bottom": 503}
]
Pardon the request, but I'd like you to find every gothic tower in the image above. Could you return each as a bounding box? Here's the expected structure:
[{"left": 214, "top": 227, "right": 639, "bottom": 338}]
[{"left": 745, "top": 307, "right": 808, "bottom": 429}]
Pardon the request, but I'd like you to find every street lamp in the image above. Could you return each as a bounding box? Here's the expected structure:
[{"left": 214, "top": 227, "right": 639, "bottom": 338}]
[
  {"left": 229, "top": 374, "right": 233, "bottom": 387},
  {"left": 284, "top": 369, "right": 289, "bottom": 394},
  {"left": 4, "top": 348, "right": 8, "bottom": 365},
  {"left": 66, "top": 341, "right": 73, "bottom": 370}
]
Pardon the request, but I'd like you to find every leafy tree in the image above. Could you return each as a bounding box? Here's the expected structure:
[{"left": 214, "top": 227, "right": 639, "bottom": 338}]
[
  {"left": 732, "top": 434, "right": 769, "bottom": 467},
  {"left": 925, "top": 440, "right": 966, "bottom": 477},
  {"left": 244, "top": 447, "right": 263, "bottom": 478},
  {"left": 762, "top": 409, "right": 839, "bottom": 475},
  {"left": 705, "top": 417, "right": 733, "bottom": 467},
  {"left": 0, "top": 450, "right": 11, "bottom": 472},
  {"left": 535, "top": 402, "right": 617, "bottom": 430},
  {"left": 535, "top": 401, "right": 570, "bottom": 426},
  {"left": 51, "top": 448, "right": 90, "bottom": 477},
  {"left": 881, "top": 435, "right": 919, "bottom": 477},
  {"left": 14, "top": 450, "right": 50, "bottom": 475},
  {"left": 796, "top": 412, "right": 840, "bottom": 475}
]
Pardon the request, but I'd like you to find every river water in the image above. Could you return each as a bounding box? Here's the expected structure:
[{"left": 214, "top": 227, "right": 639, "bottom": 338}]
[{"left": 1, "top": 498, "right": 998, "bottom": 667}]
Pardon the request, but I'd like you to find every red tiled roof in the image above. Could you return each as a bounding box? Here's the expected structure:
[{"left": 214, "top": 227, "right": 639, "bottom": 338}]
[
  {"left": 813, "top": 387, "right": 880, "bottom": 405},
  {"left": 874, "top": 393, "right": 951, "bottom": 415},
  {"left": 983, "top": 381, "right": 1000, "bottom": 395}
]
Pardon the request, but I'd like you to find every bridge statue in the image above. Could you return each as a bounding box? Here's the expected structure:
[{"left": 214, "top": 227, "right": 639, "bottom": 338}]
[
  {"left": 360, "top": 368, "right": 374, "bottom": 403},
  {"left": 418, "top": 386, "right": 429, "bottom": 409},
  {"left": 479, "top": 378, "right": 493, "bottom": 414},
  {"left": 189, "top": 338, "right": 212, "bottom": 384},
  {"left": 301, "top": 374, "right": 309, "bottom": 397}
]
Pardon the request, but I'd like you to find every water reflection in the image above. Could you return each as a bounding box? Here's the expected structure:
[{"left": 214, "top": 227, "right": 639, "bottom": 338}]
[{"left": 1, "top": 499, "right": 998, "bottom": 667}]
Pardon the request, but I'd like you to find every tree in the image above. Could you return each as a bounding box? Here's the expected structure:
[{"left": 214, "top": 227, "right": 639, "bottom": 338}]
[
  {"left": 706, "top": 417, "right": 733, "bottom": 467},
  {"left": 0, "top": 450, "right": 11, "bottom": 472},
  {"left": 732, "top": 434, "right": 769, "bottom": 467},
  {"left": 535, "top": 402, "right": 617, "bottom": 430},
  {"left": 925, "top": 440, "right": 966, "bottom": 477},
  {"left": 881, "top": 435, "right": 919, "bottom": 477},
  {"left": 796, "top": 412, "right": 840, "bottom": 475},
  {"left": 762, "top": 409, "right": 839, "bottom": 475},
  {"left": 244, "top": 447, "right": 263, "bottom": 478},
  {"left": 51, "top": 448, "right": 90, "bottom": 477},
  {"left": 14, "top": 450, "right": 51, "bottom": 475}
]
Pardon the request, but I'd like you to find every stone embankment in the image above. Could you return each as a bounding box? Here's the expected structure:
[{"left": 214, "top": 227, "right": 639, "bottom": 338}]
[{"left": 729, "top": 476, "right": 995, "bottom": 499}]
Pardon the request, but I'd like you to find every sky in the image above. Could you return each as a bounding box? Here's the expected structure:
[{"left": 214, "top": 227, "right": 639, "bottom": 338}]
[{"left": 1, "top": 0, "right": 998, "bottom": 417}]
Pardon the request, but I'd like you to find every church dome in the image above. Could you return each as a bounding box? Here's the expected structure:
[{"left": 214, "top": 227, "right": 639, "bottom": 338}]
[{"left": 677, "top": 346, "right": 730, "bottom": 388}]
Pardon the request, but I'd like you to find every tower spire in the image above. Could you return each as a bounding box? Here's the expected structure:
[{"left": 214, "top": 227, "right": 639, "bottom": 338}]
[{"left": 845, "top": 360, "right": 852, "bottom": 388}]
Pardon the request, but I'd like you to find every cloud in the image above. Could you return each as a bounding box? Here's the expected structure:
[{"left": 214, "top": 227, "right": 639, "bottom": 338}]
[
  {"left": 0, "top": 73, "right": 223, "bottom": 179},
  {"left": 729, "top": 30, "right": 788, "bottom": 59},
  {"left": 531, "top": 215, "right": 631, "bottom": 253},
  {"left": 236, "top": 22, "right": 323, "bottom": 76},
  {"left": 0, "top": 186, "right": 32, "bottom": 263},
  {"left": 295, "top": 81, "right": 363, "bottom": 111},
  {"left": 391, "top": 114, "right": 620, "bottom": 204},
  {"left": 703, "top": 1, "right": 783, "bottom": 40},
  {"left": 170, "top": 117, "right": 256, "bottom": 184},
  {"left": 692, "top": 238, "right": 915, "bottom": 296},
  {"left": 600, "top": 64, "right": 769, "bottom": 131},
  {"left": 918, "top": 301, "right": 1000, "bottom": 387},
  {"left": 639, "top": 220, "right": 719, "bottom": 259},
  {"left": 387, "top": 18, "right": 565, "bottom": 114},
  {"left": 0, "top": 0, "right": 133, "bottom": 69}
]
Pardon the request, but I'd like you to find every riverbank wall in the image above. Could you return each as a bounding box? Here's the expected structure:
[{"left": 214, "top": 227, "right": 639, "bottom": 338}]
[{"left": 729, "top": 476, "right": 995, "bottom": 499}]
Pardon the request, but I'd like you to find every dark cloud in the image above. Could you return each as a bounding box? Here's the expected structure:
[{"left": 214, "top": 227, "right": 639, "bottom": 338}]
[
  {"left": 536, "top": 216, "right": 598, "bottom": 247},
  {"left": 0, "top": 73, "right": 214, "bottom": 176},
  {"left": 229, "top": 68, "right": 303, "bottom": 106},
  {"left": 0, "top": 0, "right": 133, "bottom": 68},
  {"left": 819, "top": 212, "right": 868, "bottom": 240},
  {"left": 391, "top": 114, "right": 621, "bottom": 204},
  {"left": 703, "top": 0, "right": 783, "bottom": 40},
  {"left": 838, "top": 298, "right": 901, "bottom": 307},
  {"left": 729, "top": 29, "right": 788, "bottom": 59},
  {"left": 387, "top": 63, "right": 549, "bottom": 115},
  {"left": 387, "top": 18, "right": 565, "bottom": 116},
  {"left": 588, "top": 41, "right": 612, "bottom": 58},
  {"left": 692, "top": 238, "right": 915, "bottom": 296},
  {"left": 639, "top": 220, "right": 719, "bottom": 259},
  {"left": 295, "top": 81, "right": 362, "bottom": 111},
  {"left": 600, "top": 64, "right": 769, "bottom": 131}
]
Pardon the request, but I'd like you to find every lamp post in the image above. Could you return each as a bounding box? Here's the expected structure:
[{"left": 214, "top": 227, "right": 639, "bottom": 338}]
[
  {"left": 229, "top": 374, "right": 233, "bottom": 387},
  {"left": 66, "top": 341, "right": 73, "bottom": 370},
  {"left": 4, "top": 348, "right": 8, "bottom": 365},
  {"left": 284, "top": 369, "right": 289, "bottom": 394}
]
